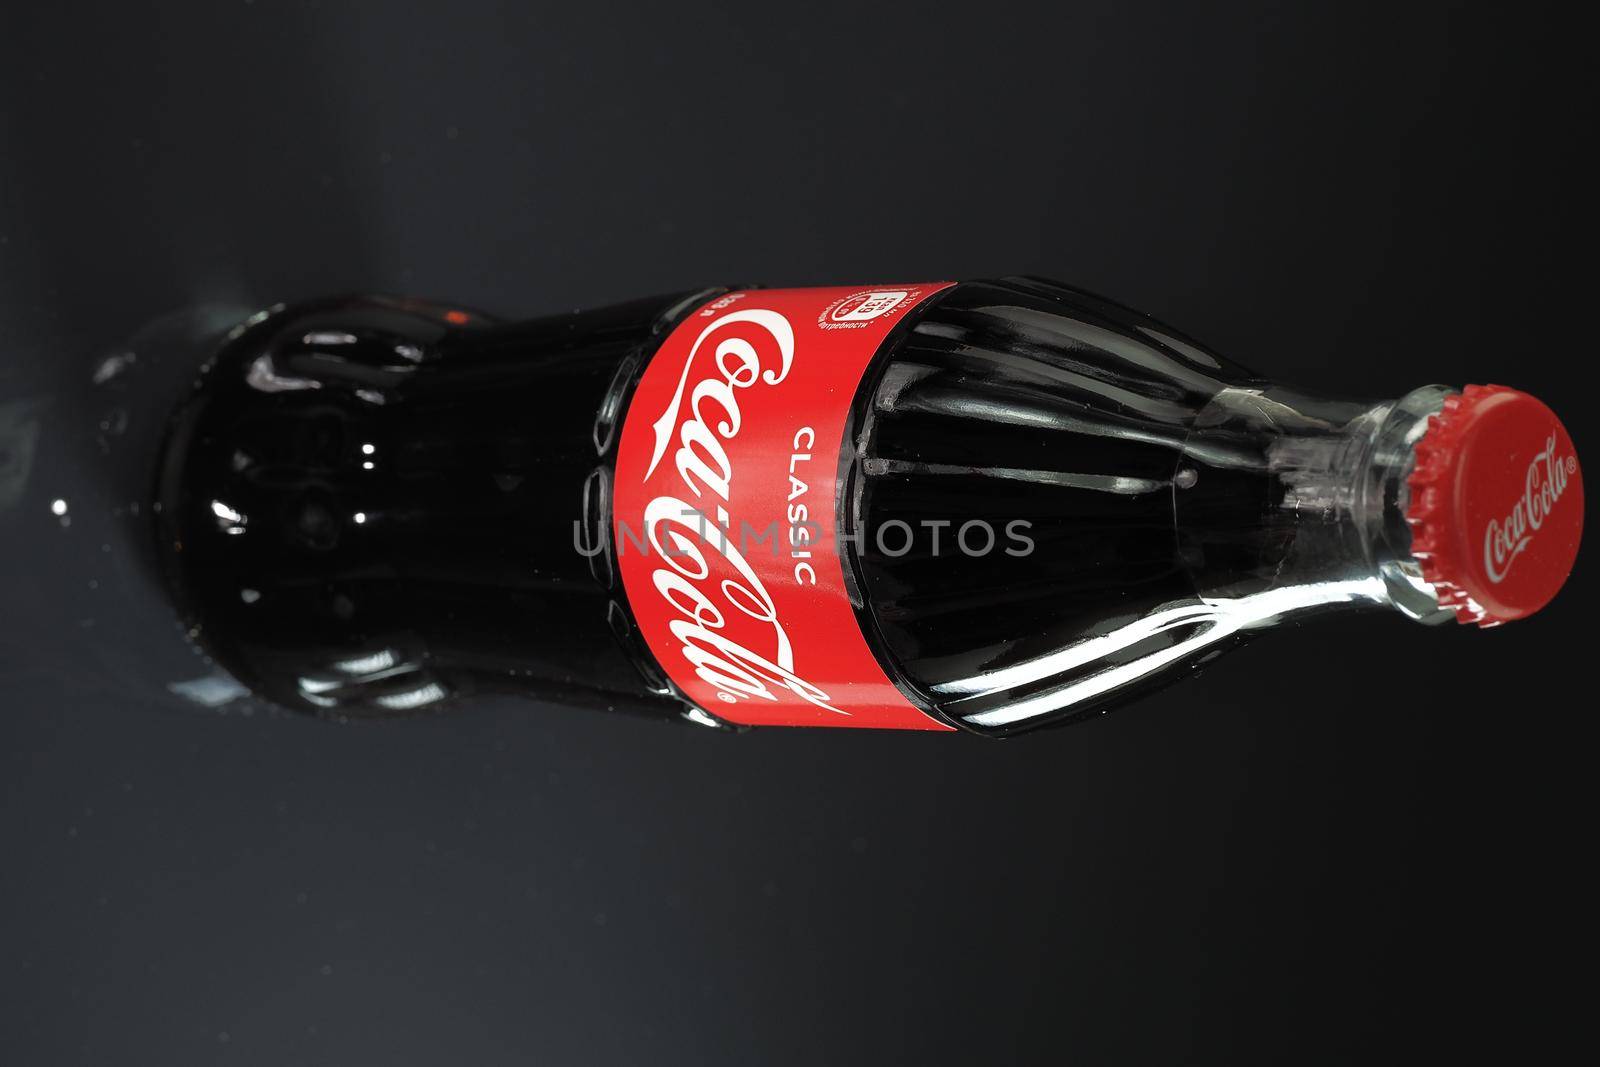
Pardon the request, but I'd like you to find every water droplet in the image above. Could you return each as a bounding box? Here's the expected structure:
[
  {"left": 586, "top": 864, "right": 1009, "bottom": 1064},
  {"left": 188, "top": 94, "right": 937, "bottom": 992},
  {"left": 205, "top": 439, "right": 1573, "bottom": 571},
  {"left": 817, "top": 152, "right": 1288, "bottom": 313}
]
[
  {"left": 91, "top": 352, "right": 137, "bottom": 385},
  {"left": 98, "top": 407, "right": 129, "bottom": 438}
]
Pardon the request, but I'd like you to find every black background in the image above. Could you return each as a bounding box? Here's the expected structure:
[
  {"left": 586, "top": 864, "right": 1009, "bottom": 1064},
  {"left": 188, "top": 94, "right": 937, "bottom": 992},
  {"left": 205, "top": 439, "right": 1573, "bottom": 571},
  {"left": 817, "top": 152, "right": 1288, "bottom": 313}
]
[{"left": 2, "top": 2, "right": 1594, "bottom": 1064}]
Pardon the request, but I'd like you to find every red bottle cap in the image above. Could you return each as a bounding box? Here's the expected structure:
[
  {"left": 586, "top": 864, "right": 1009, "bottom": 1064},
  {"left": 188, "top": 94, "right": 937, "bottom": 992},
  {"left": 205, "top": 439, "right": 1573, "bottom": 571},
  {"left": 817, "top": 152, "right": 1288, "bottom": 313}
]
[{"left": 1406, "top": 385, "right": 1583, "bottom": 626}]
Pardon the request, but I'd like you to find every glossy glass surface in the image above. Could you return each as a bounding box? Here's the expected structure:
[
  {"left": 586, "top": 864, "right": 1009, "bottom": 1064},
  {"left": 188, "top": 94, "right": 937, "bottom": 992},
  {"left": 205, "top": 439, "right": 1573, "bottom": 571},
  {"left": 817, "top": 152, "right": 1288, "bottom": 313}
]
[
  {"left": 154, "top": 293, "right": 708, "bottom": 720},
  {"left": 845, "top": 278, "right": 1445, "bottom": 735},
  {"left": 155, "top": 279, "right": 1444, "bottom": 733}
]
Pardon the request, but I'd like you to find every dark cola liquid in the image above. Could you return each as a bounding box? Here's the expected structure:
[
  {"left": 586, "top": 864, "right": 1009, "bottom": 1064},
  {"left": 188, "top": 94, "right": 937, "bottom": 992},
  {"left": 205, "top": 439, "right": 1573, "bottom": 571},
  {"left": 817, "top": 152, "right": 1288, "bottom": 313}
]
[
  {"left": 155, "top": 291, "right": 718, "bottom": 719},
  {"left": 158, "top": 279, "right": 1334, "bottom": 732},
  {"left": 843, "top": 278, "right": 1270, "bottom": 735}
]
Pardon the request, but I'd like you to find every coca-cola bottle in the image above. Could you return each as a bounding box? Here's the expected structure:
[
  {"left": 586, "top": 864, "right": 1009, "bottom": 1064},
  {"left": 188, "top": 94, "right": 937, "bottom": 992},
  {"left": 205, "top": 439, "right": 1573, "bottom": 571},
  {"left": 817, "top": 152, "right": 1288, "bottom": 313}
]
[{"left": 151, "top": 279, "right": 1583, "bottom": 735}]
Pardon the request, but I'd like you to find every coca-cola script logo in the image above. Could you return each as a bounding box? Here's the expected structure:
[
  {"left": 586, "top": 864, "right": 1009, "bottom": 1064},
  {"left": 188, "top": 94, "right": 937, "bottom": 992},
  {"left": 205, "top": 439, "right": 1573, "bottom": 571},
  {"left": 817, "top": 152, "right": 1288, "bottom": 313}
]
[
  {"left": 636, "top": 309, "right": 846, "bottom": 716},
  {"left": 1483, "top": 433, "right": 1577, "bottom": 584}
]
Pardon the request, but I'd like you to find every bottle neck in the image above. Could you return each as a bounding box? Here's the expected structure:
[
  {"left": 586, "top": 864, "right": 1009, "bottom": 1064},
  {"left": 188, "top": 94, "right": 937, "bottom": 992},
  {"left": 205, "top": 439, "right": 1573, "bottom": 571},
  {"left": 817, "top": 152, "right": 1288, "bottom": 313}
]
[{"left": 1176, "top": 383, "right": 1452, "bottom": 626}]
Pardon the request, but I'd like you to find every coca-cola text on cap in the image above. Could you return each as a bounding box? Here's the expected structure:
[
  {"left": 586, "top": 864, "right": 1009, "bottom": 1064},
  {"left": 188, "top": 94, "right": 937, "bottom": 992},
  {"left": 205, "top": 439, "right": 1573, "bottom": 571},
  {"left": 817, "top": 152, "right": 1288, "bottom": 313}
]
[{"left": 1406, "top": 385, "right": 1583, "bottom": 626}]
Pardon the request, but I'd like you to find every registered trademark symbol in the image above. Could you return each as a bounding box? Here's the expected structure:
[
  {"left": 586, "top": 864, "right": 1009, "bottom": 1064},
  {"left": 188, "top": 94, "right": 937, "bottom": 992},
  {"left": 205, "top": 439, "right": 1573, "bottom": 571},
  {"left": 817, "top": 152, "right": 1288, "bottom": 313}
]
[
  {"left": 718, "top": 693, "right": 736, "bottom": 703},
  {"left": 1569, "top": 456, "right": 1578, "bottom": 474}
]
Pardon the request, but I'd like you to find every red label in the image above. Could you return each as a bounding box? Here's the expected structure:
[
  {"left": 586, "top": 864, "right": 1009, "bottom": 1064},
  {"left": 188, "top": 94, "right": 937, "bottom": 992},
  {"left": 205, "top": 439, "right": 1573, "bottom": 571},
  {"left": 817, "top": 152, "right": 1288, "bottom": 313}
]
[{"left": 612, "top": 286, "right": 955, "bottom": 729}]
